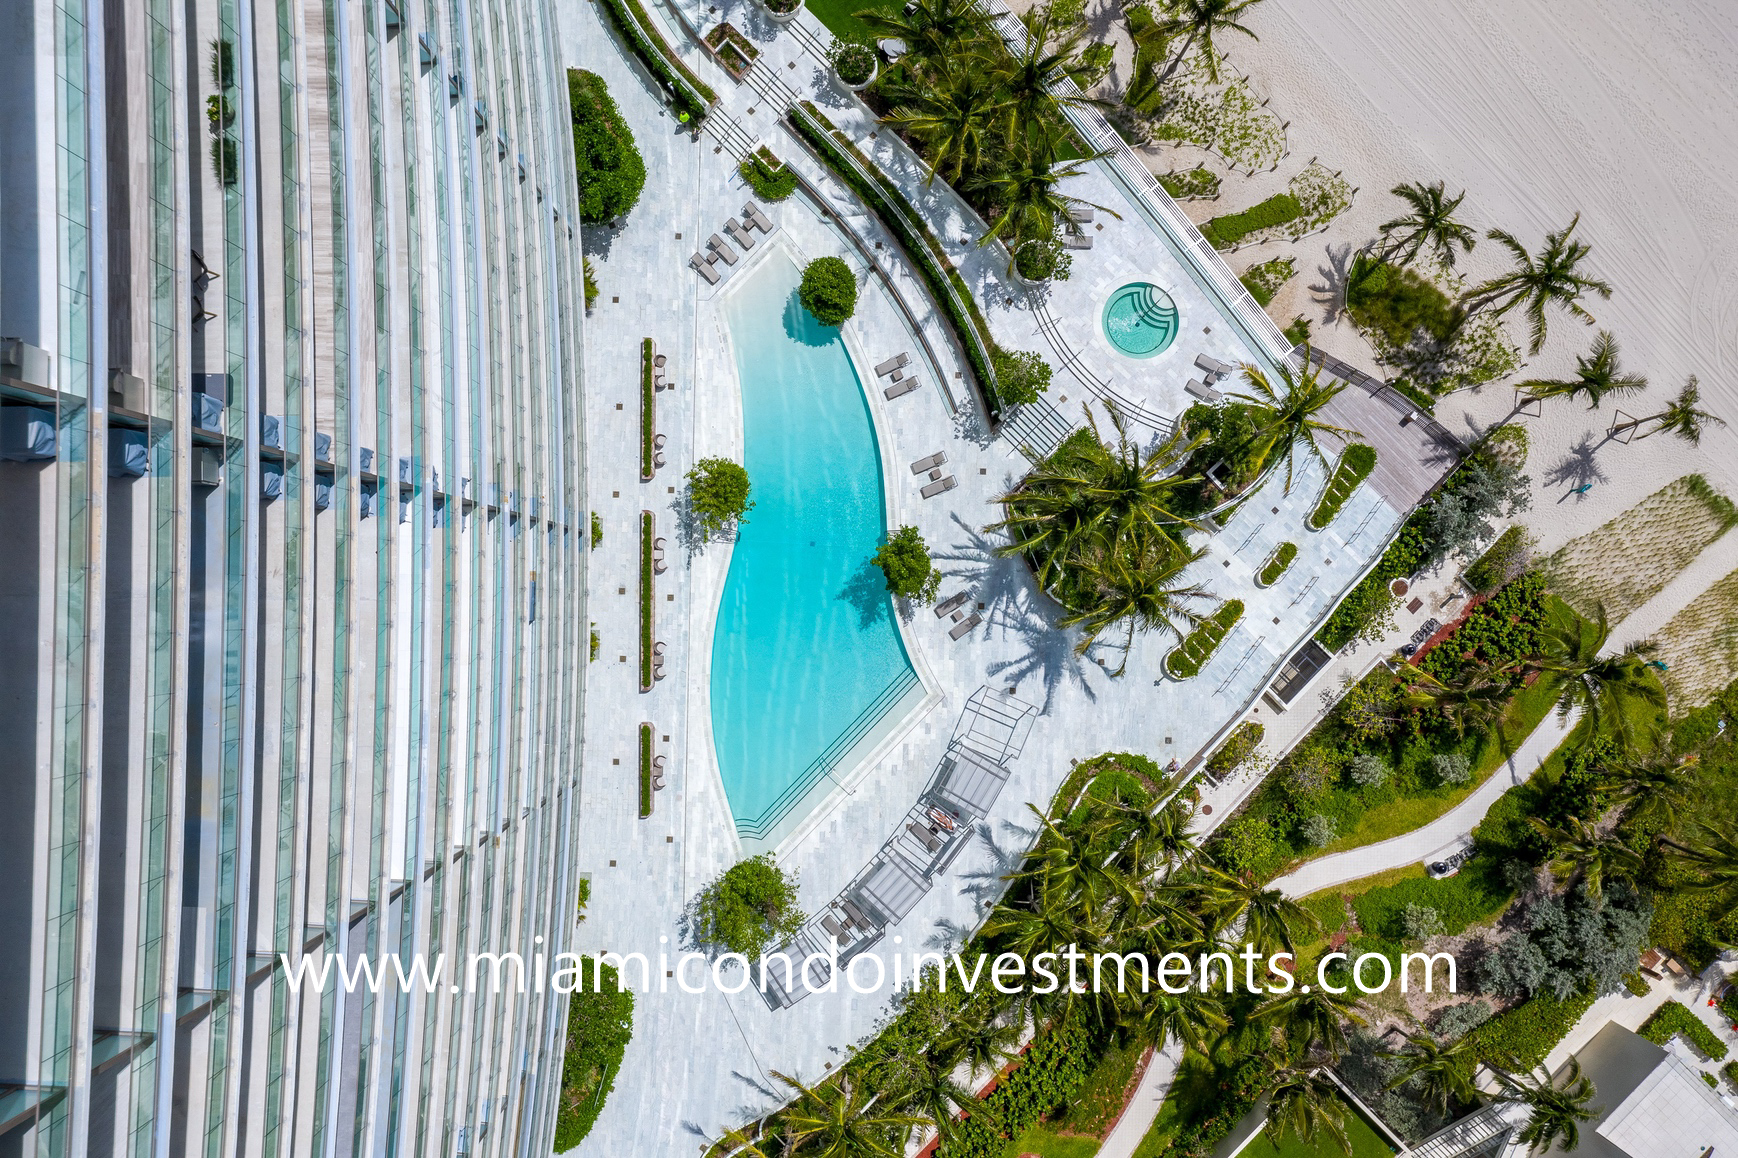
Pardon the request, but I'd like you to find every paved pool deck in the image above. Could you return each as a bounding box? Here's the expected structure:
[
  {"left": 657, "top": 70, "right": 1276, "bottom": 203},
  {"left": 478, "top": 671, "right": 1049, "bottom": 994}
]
[{"left": 559, "top": 0, "right": 1455, "bottom": 1149}]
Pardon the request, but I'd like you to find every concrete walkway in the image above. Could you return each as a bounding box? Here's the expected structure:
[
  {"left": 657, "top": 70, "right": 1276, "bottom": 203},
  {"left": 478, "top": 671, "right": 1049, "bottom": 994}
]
[
  {"left": 1271, "top": 708, "right": 1577, "bottom": 898},
  {"left": 1097, "top": 1043, "right": 1183, "bottom": 1158}
]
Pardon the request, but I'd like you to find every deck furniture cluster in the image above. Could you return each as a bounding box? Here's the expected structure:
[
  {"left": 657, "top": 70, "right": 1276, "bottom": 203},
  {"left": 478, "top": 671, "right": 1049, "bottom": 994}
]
[
  {"left": 1186, "top": 352, "right": 1237, "bottom": 402},
  {"left": 689, "top": 201, "right": 775, "bottom": 284},
  {"left": 875, "top": 350, "right": 921, "bottom": 400}
]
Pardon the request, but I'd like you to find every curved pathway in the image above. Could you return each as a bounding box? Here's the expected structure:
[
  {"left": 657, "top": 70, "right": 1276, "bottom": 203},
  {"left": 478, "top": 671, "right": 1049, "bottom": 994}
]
[
  {"left": 1271, "top": 709, "right": 1577, "bottom": 898},
  {"left": 1097, "top": 1043, "right": 1184, "bottom": 1158}
]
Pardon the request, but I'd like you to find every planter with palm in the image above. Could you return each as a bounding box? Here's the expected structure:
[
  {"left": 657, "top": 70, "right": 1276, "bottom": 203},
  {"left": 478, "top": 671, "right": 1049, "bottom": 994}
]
[
  {"left": 767, "top": 1071, "right": 927, "bottom": 1156},
  {"left": 1227, "top": 348, "right": 1362, "bottom": 495},
  {"left": 1376, "top": 180, "right": 1478, "bottom": 268},
  {"left": 1382, "top": 1031, "right": 1482, "bottom": 1118}
]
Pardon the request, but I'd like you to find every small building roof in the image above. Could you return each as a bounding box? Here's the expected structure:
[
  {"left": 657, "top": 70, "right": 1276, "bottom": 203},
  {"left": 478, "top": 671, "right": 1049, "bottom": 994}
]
[{"left": 1537, "top": 1021, "right": 1738, "bottom": 1158}]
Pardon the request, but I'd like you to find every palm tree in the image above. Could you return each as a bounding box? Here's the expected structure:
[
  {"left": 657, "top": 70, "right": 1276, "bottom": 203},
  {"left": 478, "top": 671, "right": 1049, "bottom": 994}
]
[
  {"left": 1122, "top": 986, "right": 1228, "bottom": 1056},
  {"left": 1515, "top": 330, "right": 1646, "bottom": 410},
  {"left": 1204, "top": 869, "right": 1315, "bottom": 955},
  {"left": 966, "top": 140, "right": 1115, "bottom": 255},
  {"left": 854, "top": 0, "right": 986, "bottom": 64},
  {"left": 771, "top": 1071, "right": 926, "bottom": 1157},
  {"left": 1122, "top": 797, "right": 1201, "bottom": 874},
  {"left": 1462, "top": 213, "right": 1614, "bottom": 354},
  {"left": 1055, "top": 539, "right": 1213, "bottom": 673},
  {"left": 991, "top": 8, "right": 1107, "bottom": 141},
  {"left": 1265, "top": 1067, "right": 1350, "bottom": 1156},
  {"left": 1383, "top": 1031, "right": 1481, "bottom": 1116},
  {"left": 1255, "top": 986, "right": 1364, "bottom": 1062},
  {"left": 1527, "top": 815, "right": 1643, "bottom": 897},
  {"left": 932, "top": 1004, "right": 1023, "bottom": 1085},
  {"left": 1497, "top": 1059, "right": 1601, "bottom": 1155},
  {"left": 1529, "top": 605, "right": 1666, "bottom": 747},
  {"left": 1600, "top": 747, "right": 1693, "bottom": 832},
  {"left": 1404, "top": 660, "right": 1515, "bottom": 738},
  {"left": 989, "top": 407, "right": 1205, "bottom": 588},
  {"left": 1662, "top": 820, "right": 1738, "bottom": 911},
  {"left": 1009, "top": 803, "right": 1140, "bottom": 923},
  {"left": 884, "top": 1053, "right": 978, "bottom": 1143},
  {"left": 883, "top": 61, "right": 1011, "bottom": 185},
  {"left": 1230, "top": 350, "right": 1362, "bottom": 494},
  {"left": 1147, "top": 0, "right": 1265, "bottom": 89},
  {"left": 982, "top": 882, "right": 1106, "bottom": 963},
  {"left": 1377, "top": 181, "right": 1478, "bottom": 268},
  {"left": 1614, "top": 374, "right": 1728, "bottom": 446}
]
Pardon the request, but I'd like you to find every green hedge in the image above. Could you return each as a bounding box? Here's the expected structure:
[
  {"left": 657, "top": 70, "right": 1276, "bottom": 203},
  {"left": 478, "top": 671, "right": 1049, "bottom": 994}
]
[
  {"left": 553, "top": 959, "right": 636, "bottom": 1150},
  {"left": 1257, "top": 541, "right": 1297, "bottom": 586},
  {"left": 1639, "top": 1000, "right": 1730, "bottom": 1060},
  {"left": 639, "top": 511, "right": 654, "bottom": 690},
  {"left": 938, "top": 1018, "right": 1092, "bottom": 1158},
  {"left": 740, "top": 149, "right": 797, "bottom": 201},
  {"left": 1307, "top": 443, "right": 1377, "bottom": 530},
  {"left": 1200, "top": 193, "right": 1302, "bottom": 248},
  {"left": 786, "top": 102, "right": 1004, "bottom": 417},
  {"left": 594, "top": 0, "right": 715, "bottom": 122},
  {"left": 569, "top": 69, "right": 646, "bottom": 224},
  {"left": 1418, "top": 572, "right": 1546, "bottom": 682},
  {"left": 638, "top": 723, "right": 653, "bottom": 817},
  {"left": 1465, "top": 987, "right": 1596, "bottom": 1071},
  {"left": 1166, "top": 600, "right": 1243, "bottom": 680},
  {"left": 1206, "top": 720, "right": 1264, "bottom": 778},
  {"left": 1724, "top": 1060, "right": 1738, "bottom": 1090},
  {"left": 640, "top": 338, "right": 655, "bottom": 480}
]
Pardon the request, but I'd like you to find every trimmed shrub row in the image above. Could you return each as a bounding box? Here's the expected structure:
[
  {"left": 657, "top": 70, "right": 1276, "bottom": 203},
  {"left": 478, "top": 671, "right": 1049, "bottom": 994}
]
[
  {"left": 1308, "top": 443, "right": 1377, "bottom": 530},
  {"left": 639, "top": 511, "right": 654, "bottom": 691},
  {"left": 1206, "top": 719, "right": 1264, "bottom": 779},
  {"left": 640, "top": 338, "right": 655, "bottom": 481},
  {"left": 740, "top": 148, "right": 797, "bottom": 202},
  {"left": 638, "top": 723, "right": 653, "bottom": 817},
  {"left": 1464, "top": 987, "right": 1596, "bottom": 1071},
  {"left": 1166, "top": 600, "right": 1244, "bottom": 680},
  {"left": 1200, "top": 192, "right": 1303, "bottom": 248},
  {"left": 1639, "top": 1000, "right": 1730, "bottom": 1060},
  {"left": 785, "top": 102, "right": 1004, "bottom": 417},
  {"left": 594, "top": 0, "right": 715, "bottom": 122},
  {"left": 1257, "top": 541, "right": 1297, "bottom": 586}
]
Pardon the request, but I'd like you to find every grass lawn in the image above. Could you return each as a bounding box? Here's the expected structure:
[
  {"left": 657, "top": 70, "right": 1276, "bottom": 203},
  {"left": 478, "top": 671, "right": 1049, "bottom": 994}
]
[
  {"left": 1007, "top": 1121, "right": 1102, "bottom": 1158},
  {"left": 1058, "top": 1038, "right": 1146, "bottom": 1138},
  {"left": 1311, "top": 672, "right": 1560, "bottom": 857},
  {"left": 1246, "top": 1102, "right": 1396, "bottom": 1158},
  {"left": 803, "top": 0, "right": 895, "bottom": 42}
]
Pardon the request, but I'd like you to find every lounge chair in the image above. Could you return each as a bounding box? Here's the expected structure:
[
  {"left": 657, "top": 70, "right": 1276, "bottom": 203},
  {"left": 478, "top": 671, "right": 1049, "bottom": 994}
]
[
  {"left": 1185, "top": 378, "right": 1221, "bottom": 403},
  {"left": 933, "top": 591, "right": 970, "bottom": 618},
  {"left": 707, "top": 234, "right": 738, "bottom": 265},
  {"left": 920, "top": 475, "right": 956, "bottom": 499},
  {"left": 1196, "top": 354, "right": 1236, "bottom": 378},
  {"left": 949, "top": 612, "right": 982, "bottom": 640},
  {"left": 1062, "top": 230, "right": 1093, "bottom": 250},
  {"left": 910, "top": 452, "right": 946, "bottom": 474},
  {"left": 883, "top": 378, "right": 919, "bottom": 400},
  {"left": 907, "top": 822, "right": 942, "bottom": 853},
  {"left": 688, "top": 254, "right": 720, "bottom": 285},
  {"left": 873, "top": 353, "right": 910, "bottom": 377},
  {"left": 742, "top": 203, "right": 774, "bottom": 233},
  {"left": 1066, "top": 205, "right": 1094, "bottom": 224},
  {"left": 820, "top": 913, "right": 846, "bottom": 939},
  {"left": 840, "top": 898, "right": 873, "bottom": 929},
  {"left": 724, "top": 218, "right": 755, "bottom": 249},
  {"left": 653, "top": 353, "right": 667, "bottom": 369}
]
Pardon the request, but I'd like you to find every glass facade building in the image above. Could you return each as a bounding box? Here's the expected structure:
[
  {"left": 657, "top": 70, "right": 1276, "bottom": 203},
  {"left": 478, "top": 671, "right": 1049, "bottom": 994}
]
[{"left": 0, "top": 0, "right": 588, "bottom": 1151}]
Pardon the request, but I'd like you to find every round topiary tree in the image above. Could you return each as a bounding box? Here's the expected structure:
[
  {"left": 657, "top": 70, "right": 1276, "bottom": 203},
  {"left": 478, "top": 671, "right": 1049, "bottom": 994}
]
[
  {"left": 693, "top": 854, "right": 805, "bottom": 959},
  {"left": 871, "top": 525, "right": 942, "bottom": 601},
  {"left": 798, "top": 256, "right": 857, "bottom": 326},
  {"left": 687, "top": 456, "right": 754, "bottom": 539}
]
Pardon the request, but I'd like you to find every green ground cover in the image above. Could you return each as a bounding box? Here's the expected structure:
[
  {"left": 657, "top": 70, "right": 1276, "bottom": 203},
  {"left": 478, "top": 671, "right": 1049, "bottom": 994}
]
[
  {"left": 1246, "top": 1100, "right": 1396, "bottom": 1158},
  {"left": 1165, "top": 600, "right": 1243, "bottom": 679},
  {"left": 1201, "top": 193, "right": 1303, "bottom": 248},
  {"left": 1640, "top": 1001, "right": 1730, "bottom": 1060},
  {"left": 1307, "top": 444, "right": 1376, "bottom": 530},
  {"left": 1240, "top": 257, "right": 1296, "bottom": 307}
]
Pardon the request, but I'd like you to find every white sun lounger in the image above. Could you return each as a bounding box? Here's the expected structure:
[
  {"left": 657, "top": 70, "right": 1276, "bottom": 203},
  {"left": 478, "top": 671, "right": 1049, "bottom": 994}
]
[
  {"left": 743, "top": 203, "right": 774, "bottom": 233},
  {"left": 1196, "top": 353, "right": 1236, "bottom": 378},
  {"left": 920, "top": 475, "right": 956, "bottom": 499},
  {"left": 874, "top": 353, "right": 910, "bottom": 377},
  {"left": 1062, "top": 230, "right": 1093, "bottom": 250},
  {"left": 949, "top": 613, "right": 981, "bottom": 639},
  {"left": 707, "top": 234, "right": 738, "bottom": 265},
  {"left": 1185, "top": 378, "right": 1221, "bottom": 403},
  {"left": 689, "top": 254, "right": 719, "bottom": 284},
  {"left": 910, "top": 452, "right": 947, "bottom": 474},
  {"left": 934, "top": 591, "right": 971, "bottom": 618},
  {"left": 883, "top": 378, "right": 919, "bottom": 400},
  {"left": 725, "top": 217, "right": 755, "bottom": 249}
]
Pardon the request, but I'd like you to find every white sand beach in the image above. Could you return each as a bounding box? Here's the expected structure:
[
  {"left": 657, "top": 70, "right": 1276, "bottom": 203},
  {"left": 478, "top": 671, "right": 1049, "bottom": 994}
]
[{"left": 1212, "top": 0, "right": 1738, "bottom": 569}]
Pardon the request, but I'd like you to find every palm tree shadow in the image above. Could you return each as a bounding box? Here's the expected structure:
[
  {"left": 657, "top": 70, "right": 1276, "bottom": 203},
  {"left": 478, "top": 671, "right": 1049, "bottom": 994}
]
[
  {"left": 931, "top": 512, "right": 1096, "bottom": 713},
  {"left": 954, "top": 816, "right": 1037, "bottom": 908},
  {"left": 809, "top": 66, "right": 854, "bottom": 109},
  {"left": 1543, "top": 432, "right": 1607, "bottom": 498},
  {"left": 1310, "top": 242, "right": 1356, "bottom": 323}
]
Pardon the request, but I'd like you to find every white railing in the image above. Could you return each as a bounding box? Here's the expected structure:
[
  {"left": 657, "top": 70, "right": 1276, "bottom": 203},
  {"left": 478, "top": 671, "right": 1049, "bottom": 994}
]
[{"left": 973, "top": 1, "right": 1299, "bottom": 369}]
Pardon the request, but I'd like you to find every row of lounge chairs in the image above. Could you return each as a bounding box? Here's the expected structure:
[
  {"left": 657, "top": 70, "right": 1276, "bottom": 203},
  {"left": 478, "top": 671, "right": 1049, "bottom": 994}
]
[
  {"left": 875, "top": 350, "right": 921, "bottom": 400},
  {"left": 689, "top": 202, "right": 776, "bottom": 285},
  {"left": 1186, "top": 353, "right": 1238, "bottom": 402}
]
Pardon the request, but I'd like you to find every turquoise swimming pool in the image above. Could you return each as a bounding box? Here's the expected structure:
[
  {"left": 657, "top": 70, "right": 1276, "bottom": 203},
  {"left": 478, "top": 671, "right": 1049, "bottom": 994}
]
[
  {"left": 1102, "top": 282, "right": 1180, "bottom": 358},
  {"left": 713, "top": 254, "right": 919, "bottom": 839}
]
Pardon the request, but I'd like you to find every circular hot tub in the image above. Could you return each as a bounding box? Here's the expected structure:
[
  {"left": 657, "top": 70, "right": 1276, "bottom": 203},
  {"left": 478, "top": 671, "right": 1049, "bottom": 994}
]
[{"left": 1102, "top": 282, "right": 1180, "bottom": 359}]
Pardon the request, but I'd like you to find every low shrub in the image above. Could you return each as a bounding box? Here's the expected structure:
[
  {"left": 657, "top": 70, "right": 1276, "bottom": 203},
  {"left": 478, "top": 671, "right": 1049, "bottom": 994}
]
[
  {"left": 640, "top": 513, "right": 655, "bottom": 687},
  {"left": 590, "top": 511, "right": 603, "bottom": 548},
  {"left": 1433, "top": 752, "right": 1472, "bottom": 786},
  {"left": 1257, "top": 540, "right": 1297, "bottom": 586},
  {"left": 1301, "top": 814, "right": 1337, "bottom": 847},
  {"left": 939, "top": 1018, "right": 1092, "bottom": 1158},
  {"left": 1724, "top": 1060, "right": 1738, "bottom": 1090},
  {"left": 687, "top": 457, "right": 754, "bottom": 539},
  {"left": 1639, "top": 1000, "right": 1729, "bottom": 1060},
  {"left": 1464, "top": 524, "right": 1536, "bottom": 593},
  {"left": 1622, "top": 972, "right": 1651, "bottom": 997},
  {"left": 1345, "top": 254, "right": 1462, "bottom": 347},
  {"left": 740, "top": 149, "right": 797, "bottom": 201},
  {"left": 871, "top": 525, "right": 941, "bottom": 600},
  {"left": 1432, "top": 999, "right": 1494, "bottom": 1041},
  {"left": 1419, "top": 572, "right": 1547, "bottom": 681},
  {"left": 1206, "top": 720, "right": 1264, "bottom": 778},
  {"left": 1214, "top": 814, "right": 1289, "bottom": 879},
  {"left": 828, "top": 39, "right": 877, "bottom": 85},
  {"left": 552, "top": 958, "right": 635, "bottom": 1150},
  {"left": 1348, "top": 751, "right": 1389, "bottom": 788},
  {"left": 570, "top": 69, "right": 647, "bottom": 224},
  {"left": 640, "top": 338, "right": 656, "bottom": 480},
  {"left": 1159, "top": 165, "right": 1220, "bottom": 200},
  {"left": 991, "top": 347, "right": 1054, "bottom": 406},
  {"left": 799, "top": 256, "right": 858, "bottom": 325},
  {"left": 1200, "top": 193, "right": 1303, "bottom": 248},
  {"left": 1165, "top": 600, "right": 1244, "bottom": 679},
  {"left": 1465, "top": 987, "right": 1596, "bottom": 1071},
  {"left": 1014, "top": 235, "right": 1071, "bottom": 283},
  {"left": 1307, "top": 443, "right": 1377, "bottom": 529},
  {"left": 1282, "top": 315, "right": 1311, "bottom": 346}
]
